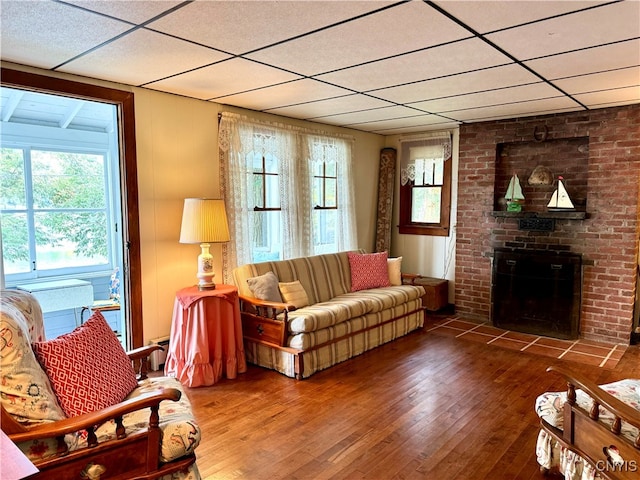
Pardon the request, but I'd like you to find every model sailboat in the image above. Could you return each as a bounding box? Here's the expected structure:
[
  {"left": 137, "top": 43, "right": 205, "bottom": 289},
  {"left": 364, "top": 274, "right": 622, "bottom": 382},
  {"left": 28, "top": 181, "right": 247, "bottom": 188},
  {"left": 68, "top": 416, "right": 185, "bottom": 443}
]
[
  {"left": 547, "top": 176, "right": 575, "bottom": 211},
  {"left": 505, "top": 173, "right": 525, "bottom": 212}
]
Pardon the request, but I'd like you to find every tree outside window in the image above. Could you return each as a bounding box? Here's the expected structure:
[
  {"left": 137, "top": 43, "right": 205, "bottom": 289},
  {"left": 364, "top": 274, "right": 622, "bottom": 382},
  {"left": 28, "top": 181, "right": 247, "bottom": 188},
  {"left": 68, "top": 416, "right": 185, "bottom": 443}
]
[{"left": 1, "top": 147, "right": 111, "bottom": 279}]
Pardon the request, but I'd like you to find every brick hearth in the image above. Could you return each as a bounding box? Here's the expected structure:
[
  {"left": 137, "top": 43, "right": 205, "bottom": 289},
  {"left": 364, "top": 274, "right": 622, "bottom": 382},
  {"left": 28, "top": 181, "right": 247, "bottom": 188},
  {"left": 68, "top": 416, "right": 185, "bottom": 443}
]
[{"left": 455, "top": 105, "right": 640, "bottom": 344}]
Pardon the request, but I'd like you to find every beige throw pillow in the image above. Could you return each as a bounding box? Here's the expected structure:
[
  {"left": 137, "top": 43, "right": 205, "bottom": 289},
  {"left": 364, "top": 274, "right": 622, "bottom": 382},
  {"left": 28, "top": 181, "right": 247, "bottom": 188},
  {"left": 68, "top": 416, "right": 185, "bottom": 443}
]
[
  {"left": 279, "top": 281, "right": 309, "bottom": 308},
  {"left": 388, "top": 256, "right": 403, "bottom": 286}
]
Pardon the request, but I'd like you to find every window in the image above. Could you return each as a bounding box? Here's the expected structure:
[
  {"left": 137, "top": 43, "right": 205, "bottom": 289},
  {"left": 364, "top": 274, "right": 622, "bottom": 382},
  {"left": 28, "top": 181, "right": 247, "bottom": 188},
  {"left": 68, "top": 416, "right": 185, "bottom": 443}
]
[
  {"left": 250, "top": 150, "right": 282, "bottom": 262},
  {"left": 219, "top": 113, "right": 357, "bottom": 268},
  {"left": 1, "top": 147, "right": 114, "bottom": 280},
  {"left": 398, "top": 134, "right": 452, "bottom": 236}
]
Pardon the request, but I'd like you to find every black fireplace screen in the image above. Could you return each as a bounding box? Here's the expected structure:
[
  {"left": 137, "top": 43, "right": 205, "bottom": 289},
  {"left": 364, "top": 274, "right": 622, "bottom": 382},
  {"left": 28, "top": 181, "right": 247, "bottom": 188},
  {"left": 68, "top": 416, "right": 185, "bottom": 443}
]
[{"left": 491, "top": 248, "right": 582, "bottom": 339}]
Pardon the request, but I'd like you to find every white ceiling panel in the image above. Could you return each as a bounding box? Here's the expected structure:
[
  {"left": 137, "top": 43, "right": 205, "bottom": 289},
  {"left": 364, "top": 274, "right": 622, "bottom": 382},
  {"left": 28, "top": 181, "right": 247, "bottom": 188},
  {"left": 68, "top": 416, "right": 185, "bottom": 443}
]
[
  {"left": 265, "top": 95, "right": 394, "bottom": 119},
  {"left": 246, "top": 1, "right": 472, "bottom": 76},
  {"left": 345, "top": 114, "right": 451, "bottom": 131},
  {"left": 146, "top": 58, "right": 301, "bottom": 100},
  {"left": 2, "top": 0, "right": 639, "bottom": 135},
  {"left": 63, "top": 0, "right": 186, "bottom": 24},
  {"left": 433, "top": 1, "right": 609, "bottom": 34},
  {"left": 409, "top": 83, "right": 565, "bottom": 113},
  {"left": 524, "top": 39, "right": 640, "bottom": 81},
  {"left": 214, "top": 79, "right": 353, "bottom": 112},
  {"left": 146, "top": 1, "right": 392, "bottom": 55},
  {"left": 486, "top": 1, "right": 640, "bottom": 60},
  {"left": 0, "top": 0, "right": 132, "bottom": 69},
  {"left": 369, "top": 64, "right": 542, "bottom": 104},
  {"left": 317, "top": 38, "right": 513, "bottom": 92},
  {"left": 574, "top": 86, "right": 640, "bottom": 108},
  {"left": 61, "top": 29, "right": 231, "bottom": 87},
  {"left": 313, "top": 105, "right": 428, "bottom": 125},
  {"left": 553, "top": 67, "right": 640, "bottom": 97},
  {"left": 445, "top": 97, "right": 581, "bottom": 122}
]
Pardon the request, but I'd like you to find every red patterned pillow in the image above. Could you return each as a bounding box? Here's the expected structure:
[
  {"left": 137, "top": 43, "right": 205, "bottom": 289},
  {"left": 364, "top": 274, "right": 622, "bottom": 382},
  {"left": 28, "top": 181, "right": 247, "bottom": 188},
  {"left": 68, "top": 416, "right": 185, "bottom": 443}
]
[
  {"left": 32, "top": 311, "right": 138, "bottom": 417},
  {"left": 348, "top": 251, "right": 391, "bottom": 292}
]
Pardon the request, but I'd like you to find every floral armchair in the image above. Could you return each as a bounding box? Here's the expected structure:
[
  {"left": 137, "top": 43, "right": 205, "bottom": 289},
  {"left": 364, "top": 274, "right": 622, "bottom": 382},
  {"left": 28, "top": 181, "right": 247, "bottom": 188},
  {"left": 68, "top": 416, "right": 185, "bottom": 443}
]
[
  {"left": 535, "top": 366, "right": 640, "bottom": 480},
  {"left": 0, "top": 289, "right": 201, "bottom": 480}
]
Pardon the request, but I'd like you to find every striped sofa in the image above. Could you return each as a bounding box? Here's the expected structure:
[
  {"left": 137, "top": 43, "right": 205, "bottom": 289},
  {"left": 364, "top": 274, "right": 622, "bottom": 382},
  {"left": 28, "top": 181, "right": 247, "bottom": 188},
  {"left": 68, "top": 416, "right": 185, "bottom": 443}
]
[{"left": 232, "top": 251, "right": 426, "bottom": 379}]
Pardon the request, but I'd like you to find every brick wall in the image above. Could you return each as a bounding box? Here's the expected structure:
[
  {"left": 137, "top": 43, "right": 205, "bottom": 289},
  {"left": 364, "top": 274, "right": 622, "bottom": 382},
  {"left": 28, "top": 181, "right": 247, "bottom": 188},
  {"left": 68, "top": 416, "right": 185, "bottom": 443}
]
[{"left": 455, "top": 105, "right": 640, "bottom": 344}]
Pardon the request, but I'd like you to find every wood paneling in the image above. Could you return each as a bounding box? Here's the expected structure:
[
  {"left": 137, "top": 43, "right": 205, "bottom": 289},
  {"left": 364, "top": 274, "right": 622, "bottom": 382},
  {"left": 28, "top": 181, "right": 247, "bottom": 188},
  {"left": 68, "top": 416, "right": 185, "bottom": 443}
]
[{"left": 185, "top": 320, "right": 640, "bottom": 479}]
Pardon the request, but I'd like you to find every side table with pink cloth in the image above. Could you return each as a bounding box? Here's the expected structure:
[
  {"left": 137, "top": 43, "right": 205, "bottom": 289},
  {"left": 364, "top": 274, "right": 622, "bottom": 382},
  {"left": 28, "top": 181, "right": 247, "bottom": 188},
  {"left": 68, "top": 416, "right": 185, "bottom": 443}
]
[{"left": 165, "top": 284, "right": 247, "bottom": 387}]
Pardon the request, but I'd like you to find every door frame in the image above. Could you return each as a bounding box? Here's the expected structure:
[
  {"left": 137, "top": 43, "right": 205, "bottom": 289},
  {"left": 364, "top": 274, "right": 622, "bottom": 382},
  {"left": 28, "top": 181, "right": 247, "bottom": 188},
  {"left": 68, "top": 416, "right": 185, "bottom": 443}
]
[{"left": 1, "top": 67, "right": 143, "bottom": 349}]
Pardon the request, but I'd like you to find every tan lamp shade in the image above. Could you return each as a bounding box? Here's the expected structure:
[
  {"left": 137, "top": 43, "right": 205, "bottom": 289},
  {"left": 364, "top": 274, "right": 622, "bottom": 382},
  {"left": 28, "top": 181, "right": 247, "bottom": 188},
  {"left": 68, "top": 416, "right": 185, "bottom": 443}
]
[
  {"left": 179, "top": 198, "right": 230, "bottom": 290},
  {"left": 179, "top": 198, "right": 230, "bottom": 244}
]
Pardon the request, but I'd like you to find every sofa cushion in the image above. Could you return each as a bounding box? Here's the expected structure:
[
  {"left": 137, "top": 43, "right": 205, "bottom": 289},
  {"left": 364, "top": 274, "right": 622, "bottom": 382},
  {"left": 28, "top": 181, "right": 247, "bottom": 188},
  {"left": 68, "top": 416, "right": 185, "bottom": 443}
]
[
  {"left": 33, "top": 311, "right": 138, "bottom": 417},
  {"left": 279, "top": 281, "right": 309, "bottom": 308},
  {"left": 348, "top": 252, "right": 390, "bottom": 292},
  {"left": 0, "top": 292, "right": 66, "bottom": 425},
  {"left": 283, "top": 285, "right": 424, "bottom": 333},
  {"left": 246, "top": 271, "right": 282, "bottom": 303}
]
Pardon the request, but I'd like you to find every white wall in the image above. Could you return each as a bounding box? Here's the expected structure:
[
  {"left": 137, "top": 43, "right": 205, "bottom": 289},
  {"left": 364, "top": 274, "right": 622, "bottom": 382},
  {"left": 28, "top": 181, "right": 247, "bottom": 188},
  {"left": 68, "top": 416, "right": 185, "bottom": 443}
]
[
  {"left": 385, "top": 129, "right": 459, "bottom": 302},
  {"left": 132, "top": 96, "right": 386, "bottom": 342}
]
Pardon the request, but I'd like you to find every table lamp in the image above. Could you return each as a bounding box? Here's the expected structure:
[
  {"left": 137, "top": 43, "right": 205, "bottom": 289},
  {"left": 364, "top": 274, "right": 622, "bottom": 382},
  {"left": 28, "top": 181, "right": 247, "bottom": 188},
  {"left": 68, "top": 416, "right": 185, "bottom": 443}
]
[{"left": 179, "top": 198, "right": 230, "bottom": 290}]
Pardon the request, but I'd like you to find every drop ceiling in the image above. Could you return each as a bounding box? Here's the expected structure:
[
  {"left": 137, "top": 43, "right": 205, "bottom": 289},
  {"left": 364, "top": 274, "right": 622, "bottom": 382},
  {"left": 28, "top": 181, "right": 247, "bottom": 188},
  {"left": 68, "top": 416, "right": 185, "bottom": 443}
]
[{"left": 1, "top": 0, "right": 639, "bottom": 135}]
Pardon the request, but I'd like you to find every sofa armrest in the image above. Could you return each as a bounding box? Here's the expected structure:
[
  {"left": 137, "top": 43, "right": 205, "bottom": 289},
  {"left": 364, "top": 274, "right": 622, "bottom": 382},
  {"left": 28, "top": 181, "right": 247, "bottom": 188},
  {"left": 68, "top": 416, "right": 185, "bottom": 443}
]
[
  {"left": 401, "top": 273, "right": 426, "bottom": 285},
  {"left": 6, "top": 387, "right": 181, "bottom": 444},
  {"left": 238, "top": 294, "right": 297, "bottom": 318}
]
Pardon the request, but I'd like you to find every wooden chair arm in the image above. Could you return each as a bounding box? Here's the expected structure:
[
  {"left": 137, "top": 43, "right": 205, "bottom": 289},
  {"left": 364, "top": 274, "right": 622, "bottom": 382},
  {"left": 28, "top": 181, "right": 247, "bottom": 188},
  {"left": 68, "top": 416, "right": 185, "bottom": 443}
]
[
  {"left": 127, "top": 344, "right": 162, "bottom": 360},
  {"left": 547, "top": 366, "right": 640, "bottom": 429},
  {"left": 128, "top": 344, "right": 164, "bottom": 380},
  {"left": 6, "top": 387, "right": 181, "bottom": 443}
]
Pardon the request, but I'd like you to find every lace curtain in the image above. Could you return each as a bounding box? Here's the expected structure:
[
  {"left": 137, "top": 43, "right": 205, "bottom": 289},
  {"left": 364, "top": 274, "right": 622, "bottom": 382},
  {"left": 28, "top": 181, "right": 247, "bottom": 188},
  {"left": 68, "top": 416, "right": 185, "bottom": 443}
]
[
  {"left": 399, "top": 132, "right": 452, "bottom": 186},
  {"left": 219, "top": 112, "right": 357, "bottom": 277}
]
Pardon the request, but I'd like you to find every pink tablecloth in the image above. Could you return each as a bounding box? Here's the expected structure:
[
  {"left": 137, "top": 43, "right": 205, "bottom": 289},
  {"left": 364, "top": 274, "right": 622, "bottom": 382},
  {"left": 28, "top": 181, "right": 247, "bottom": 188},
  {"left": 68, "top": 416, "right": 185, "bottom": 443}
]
[{"left": 164, "top": 284, "right": 247, "bottom": 387}]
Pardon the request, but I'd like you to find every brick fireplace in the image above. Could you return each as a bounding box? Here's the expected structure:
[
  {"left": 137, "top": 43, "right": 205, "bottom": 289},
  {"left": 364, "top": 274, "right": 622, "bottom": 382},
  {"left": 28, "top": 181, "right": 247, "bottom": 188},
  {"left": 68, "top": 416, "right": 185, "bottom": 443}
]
[{"left": 455, "top": 104, "right": 640, "bottom": 345}]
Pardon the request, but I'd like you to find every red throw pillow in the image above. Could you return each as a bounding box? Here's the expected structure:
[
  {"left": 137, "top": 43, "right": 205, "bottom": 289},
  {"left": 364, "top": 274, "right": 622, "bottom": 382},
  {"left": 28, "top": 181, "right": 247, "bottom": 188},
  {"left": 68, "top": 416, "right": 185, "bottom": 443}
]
[
  {"left": 348, "top": 251, "right": 391, "bottom": 292},
  {"left": 32, "top": 311, "right": 138, "bottom": 417}
]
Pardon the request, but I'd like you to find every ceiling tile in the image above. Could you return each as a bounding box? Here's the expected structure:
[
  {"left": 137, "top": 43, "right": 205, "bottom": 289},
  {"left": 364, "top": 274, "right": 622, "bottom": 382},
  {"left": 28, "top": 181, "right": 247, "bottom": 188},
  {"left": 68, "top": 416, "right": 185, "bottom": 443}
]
[
  {"left": 61, "top": 29, "right": 231, "bottom": 87},
  {"left": 445, "top": 97, "right": 580, "bottom": 122},
  {"left": 374, "top": 121, "right": 461, "bottom": 135},
  {"left": 574, "top": 86, "right": 640, "bottom": 109},
  {"left": 317, "top": 38, "right": 513, "bottom": 92},
  {"left": 64, "top": 0, "right": 186, "bottom": 25},
  {"left": 0, "top": 0, "right": 131, "bottom": 69},
  {"left": 246, "top": 1, "right": 471, "bottom": 76},
  {"left": 265, "top": 94, "right": 394, "bottom": 119},
  {"left": 312, "top": 105, "right": 427, "bottom": 125},
  {"left": 432, "top": 1, "right": 606, "bottom": 33},
  {"left": 345, "top": 114, "right": 453, "bottom": 131},
  {"left": 213, "top": 79, "right": 353, "bottom": 112},
  {"left": 146, "top": 1, "right": 394, "bottom": 55},
  {"left": 553, "top": 67, "right": 640, "bottom": 97},
  {"left": 486, "top": 2, "right": 640, "bottom": 60},
  {"left": 409, "top": 83, "right": 563, "bottom": 113},
  {"left": 369, "top": 64, "right": 541, "bottom": 104},
  {"left": 525, "top": 39, "right": 640, "bottom": 80},
  {"left": 146, "top": 58, "right": 301, "bottom": 100}
]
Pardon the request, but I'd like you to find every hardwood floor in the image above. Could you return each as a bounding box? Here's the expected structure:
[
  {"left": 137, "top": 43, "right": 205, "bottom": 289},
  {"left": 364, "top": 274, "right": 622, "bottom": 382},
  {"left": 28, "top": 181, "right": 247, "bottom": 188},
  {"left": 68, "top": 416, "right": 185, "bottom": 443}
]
[{"left": 184, "top": 316, "right": 640, "bottom": 479}]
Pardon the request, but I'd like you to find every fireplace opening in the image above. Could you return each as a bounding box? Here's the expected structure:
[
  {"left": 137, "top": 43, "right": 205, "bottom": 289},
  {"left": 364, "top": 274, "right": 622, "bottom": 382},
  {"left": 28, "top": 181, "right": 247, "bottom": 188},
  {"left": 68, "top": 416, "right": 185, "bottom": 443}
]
[{"left": 491, "top": 248, "right": 582, "bottom": 339}]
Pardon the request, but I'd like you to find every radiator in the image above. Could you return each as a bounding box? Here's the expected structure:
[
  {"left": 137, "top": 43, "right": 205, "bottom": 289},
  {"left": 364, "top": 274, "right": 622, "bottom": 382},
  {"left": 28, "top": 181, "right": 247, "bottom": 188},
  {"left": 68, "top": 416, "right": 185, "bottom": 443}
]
[{"left": 149, "top": 335, "right": 170, "bottom": 371}]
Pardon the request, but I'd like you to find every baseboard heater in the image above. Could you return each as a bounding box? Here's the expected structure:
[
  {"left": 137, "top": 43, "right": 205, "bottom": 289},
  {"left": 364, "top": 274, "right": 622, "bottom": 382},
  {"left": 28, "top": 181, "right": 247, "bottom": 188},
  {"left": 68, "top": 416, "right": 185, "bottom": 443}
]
[{"left": 149, "top": 335, "right": 170, "bottom": 371}]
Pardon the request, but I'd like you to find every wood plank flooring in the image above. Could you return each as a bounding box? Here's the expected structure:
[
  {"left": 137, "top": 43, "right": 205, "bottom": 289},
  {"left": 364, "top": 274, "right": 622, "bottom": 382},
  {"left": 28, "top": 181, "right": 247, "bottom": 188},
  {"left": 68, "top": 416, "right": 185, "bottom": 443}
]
[{"left": 184, "top": 316, "right": 640, "bottom": 480}]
